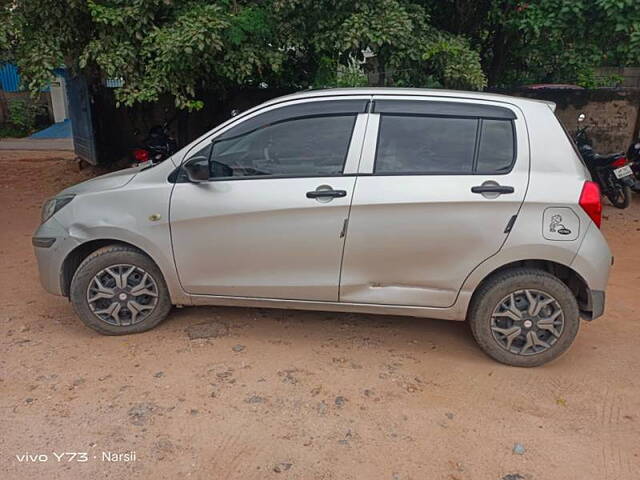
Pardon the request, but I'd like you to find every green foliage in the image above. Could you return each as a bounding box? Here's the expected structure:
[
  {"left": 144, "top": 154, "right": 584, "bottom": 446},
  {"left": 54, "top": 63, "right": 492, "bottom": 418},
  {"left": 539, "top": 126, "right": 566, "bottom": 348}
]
[
  {"left": 336, "top": 57, "right": 369, "bottom": 88},
  {"left": 420, "top": 34, "right": 486, "bottom": 90},
  {"left": 313, "top": 56, "right": 369, "bottom": 88},
  {"left": 0, "top": 0, "right": 489, "bottom": 108},
  {"left": 576, "top": 71, "right": 623, "bottom": 89},
  {"left": 1, "top": 0, "right": 639, "bottom": 110},
  {"left": 502, "top": 0, "right": 640, "bottom": 85},
  {"left": 281, "top": 0, "right": 486, "bottom": 89},
  {"left": 422, "top": 0, "right": 640, "bottom": 87},
  {"left": 0, "top": 123, "right": 29, "bottom": 138},
  {"left": 2, "top": 98, "right": 39, "bottom": 136}
]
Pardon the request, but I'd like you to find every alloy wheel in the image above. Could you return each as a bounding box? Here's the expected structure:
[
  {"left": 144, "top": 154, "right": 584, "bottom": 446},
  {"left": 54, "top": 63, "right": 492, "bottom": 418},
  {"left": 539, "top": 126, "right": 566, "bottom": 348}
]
[
  {"left": 86, "top": 264, "right": 159, "bottom": 326},
  {"left": 490, "top": 289, "right": 565, "bottom": 356}
]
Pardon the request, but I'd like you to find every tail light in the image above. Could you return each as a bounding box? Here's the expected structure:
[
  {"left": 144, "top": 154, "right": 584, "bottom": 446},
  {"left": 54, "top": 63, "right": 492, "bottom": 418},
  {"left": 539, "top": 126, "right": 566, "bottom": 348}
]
[
  {"left": 133, "top": 148, "right": 149, "bottom": 162},
  {"left": 611, "top": 156, "right": 628, "bottom": 168},
  {"left": 579, "top": 181, "right": 602, "bottom": 228}
]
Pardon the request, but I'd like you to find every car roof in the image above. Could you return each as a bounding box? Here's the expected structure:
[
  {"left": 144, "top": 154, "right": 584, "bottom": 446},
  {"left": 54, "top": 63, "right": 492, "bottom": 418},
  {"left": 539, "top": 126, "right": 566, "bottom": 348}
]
[{"left": 260, "top": 87, "right": 556, "bottom": 111}]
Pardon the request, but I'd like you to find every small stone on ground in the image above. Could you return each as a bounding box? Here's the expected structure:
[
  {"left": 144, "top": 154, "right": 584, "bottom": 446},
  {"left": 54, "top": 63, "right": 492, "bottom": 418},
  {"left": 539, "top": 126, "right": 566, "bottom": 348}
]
[
  {"left": 274, "top": 462, "right": 292, "bottom": 473},
  {"left": 512, "top": 443, "right": 526, "bottom": 455}
]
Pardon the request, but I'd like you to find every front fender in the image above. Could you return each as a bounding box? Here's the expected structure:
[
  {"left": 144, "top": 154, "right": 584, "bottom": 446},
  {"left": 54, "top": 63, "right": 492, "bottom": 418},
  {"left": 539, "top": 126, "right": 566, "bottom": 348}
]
[
  {"left": 53, "top": 179, "right": 190, "bottom": 305},
  {"left": 64, "top": 226, "right": 189, "bottom": 305}
]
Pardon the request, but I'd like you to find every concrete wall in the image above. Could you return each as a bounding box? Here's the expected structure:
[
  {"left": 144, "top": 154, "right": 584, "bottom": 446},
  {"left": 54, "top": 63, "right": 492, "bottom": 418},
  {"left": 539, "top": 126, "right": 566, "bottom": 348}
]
[
  {"left": 507, "top": 88, "right": 640, "bottom": 154},
  {"left": 596, "top": 67, "right": 640, "bottom": 88}
]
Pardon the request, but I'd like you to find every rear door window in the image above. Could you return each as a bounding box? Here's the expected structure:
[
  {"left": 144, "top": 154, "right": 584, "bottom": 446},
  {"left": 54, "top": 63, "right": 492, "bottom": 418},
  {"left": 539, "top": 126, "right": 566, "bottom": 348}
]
[
  {"left": 373, "top": 101, "right": 516, "bottom": 175},
  {"left": 375, "top": 115, "right": 477, "bottom": 174}
]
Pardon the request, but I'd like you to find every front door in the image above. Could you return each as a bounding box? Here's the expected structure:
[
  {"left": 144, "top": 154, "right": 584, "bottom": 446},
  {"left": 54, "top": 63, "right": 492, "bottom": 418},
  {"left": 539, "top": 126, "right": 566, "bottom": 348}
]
[
  {"left": 340, "top": 97, "right": 529, "bottom": 308},
  {"left": 170, "top": 99, "right": 368, "bottom": 301}
]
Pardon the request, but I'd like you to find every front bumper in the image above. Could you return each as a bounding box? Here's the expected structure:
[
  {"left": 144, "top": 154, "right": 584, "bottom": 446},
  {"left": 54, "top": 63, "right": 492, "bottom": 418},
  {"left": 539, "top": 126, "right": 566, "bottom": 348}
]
[{"left": 32, "top": 218, "right": 79, "bottom": 296}]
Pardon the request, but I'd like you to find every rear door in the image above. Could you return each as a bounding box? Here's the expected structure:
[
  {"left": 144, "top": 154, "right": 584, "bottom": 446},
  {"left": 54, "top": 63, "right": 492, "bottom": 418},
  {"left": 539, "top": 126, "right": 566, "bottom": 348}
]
[
  {"left": 340, "top": 97, "right": 529, "bottom": 308},
  {"left": 170, "top": 98, "right": 368, "bottom": 301}
]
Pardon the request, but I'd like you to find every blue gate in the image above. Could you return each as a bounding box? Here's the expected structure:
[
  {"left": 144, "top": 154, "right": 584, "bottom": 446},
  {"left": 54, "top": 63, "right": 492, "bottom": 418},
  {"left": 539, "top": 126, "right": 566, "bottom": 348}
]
[{"left": 66, "top": 74, "right": 97, "bottom": 165}]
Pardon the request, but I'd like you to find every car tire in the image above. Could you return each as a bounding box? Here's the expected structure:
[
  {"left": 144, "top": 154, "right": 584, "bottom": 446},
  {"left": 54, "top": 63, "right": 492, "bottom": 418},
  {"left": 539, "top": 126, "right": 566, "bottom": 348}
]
[
  {"left": 468, "top": 268, "right": 580, "bottom": 367},
  {"left": 70, "top": 244, "right": 172, "bottom": 335}
]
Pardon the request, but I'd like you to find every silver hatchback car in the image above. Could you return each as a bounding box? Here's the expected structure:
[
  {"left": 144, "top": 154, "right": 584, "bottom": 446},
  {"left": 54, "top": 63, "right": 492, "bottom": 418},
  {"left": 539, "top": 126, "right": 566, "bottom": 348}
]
[{"left": 33, "top": 88, "right": 612, "bottom": 366}]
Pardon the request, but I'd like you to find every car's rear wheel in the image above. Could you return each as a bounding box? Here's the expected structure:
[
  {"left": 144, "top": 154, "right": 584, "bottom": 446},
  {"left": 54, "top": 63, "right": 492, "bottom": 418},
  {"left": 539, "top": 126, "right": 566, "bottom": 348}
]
[
  {"left": 468, "top": 268, "right": 580, "bottom": 367},
  {"left": 70, "top": 245, "right": 172, "bottom": 335}
]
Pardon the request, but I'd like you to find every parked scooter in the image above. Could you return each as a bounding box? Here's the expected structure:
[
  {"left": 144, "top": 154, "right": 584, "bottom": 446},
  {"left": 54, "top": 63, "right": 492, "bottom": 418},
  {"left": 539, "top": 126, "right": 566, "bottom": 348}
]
[
  {"left": 131, "top": 118, "right": 178, "bottom": 166},
  {"left": 574, "top": 113, "right": 636, "bottom": 209}
]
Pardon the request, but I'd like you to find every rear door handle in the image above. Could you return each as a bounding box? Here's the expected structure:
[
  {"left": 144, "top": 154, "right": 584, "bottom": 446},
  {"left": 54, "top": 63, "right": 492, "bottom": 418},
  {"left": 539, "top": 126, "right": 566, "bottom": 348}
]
[
  {"left": 306, "top": 189, "right": 347, "bottom": 199},
  {"left": 471, "top": 185, "right": 514, "bottom": 194}
]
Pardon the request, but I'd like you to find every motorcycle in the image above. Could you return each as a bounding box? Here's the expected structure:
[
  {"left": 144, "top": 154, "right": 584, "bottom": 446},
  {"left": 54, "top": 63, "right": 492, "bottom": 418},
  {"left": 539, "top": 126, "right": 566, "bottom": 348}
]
[
  {"left": 131, "top": 118, "right": 178, "bottom": 166},
  {"left": 626, "top": 137, "right": 640, "bottom": 192},
  {"left": 574, "top": 113, "right": 636, "bottom": 209}
]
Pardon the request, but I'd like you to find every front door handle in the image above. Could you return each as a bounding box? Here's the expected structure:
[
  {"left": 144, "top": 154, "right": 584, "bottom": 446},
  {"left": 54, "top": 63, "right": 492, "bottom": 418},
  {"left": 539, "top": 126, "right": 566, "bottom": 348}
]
[
  {"left": 306, "top": 189, "right": 347, "bottom": 199},
  {"left": 471, "top": 184, "right": 515, "bottom": 195}
]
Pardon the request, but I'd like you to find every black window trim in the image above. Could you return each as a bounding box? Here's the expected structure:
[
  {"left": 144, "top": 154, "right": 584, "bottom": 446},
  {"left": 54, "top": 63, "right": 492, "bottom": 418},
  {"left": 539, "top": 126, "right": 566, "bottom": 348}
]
[
  {"left": 215, "top": 99, "right": 369, "bottom": 141},
  {"left": 372, "top": 99, "right": 517, "bottom": 120},
  {"left": 371, "top": 113, "right": 518, "bottom": 177},
  {"left": 212, "top": 112, "right": 356, "bottom": 146}
]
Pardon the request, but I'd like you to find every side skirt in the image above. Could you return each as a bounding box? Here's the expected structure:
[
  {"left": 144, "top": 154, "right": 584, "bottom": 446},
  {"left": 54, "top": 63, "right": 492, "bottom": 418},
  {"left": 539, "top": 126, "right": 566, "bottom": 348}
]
[{"left": 186, "top": 294, "right": 464, "bottom": 321}]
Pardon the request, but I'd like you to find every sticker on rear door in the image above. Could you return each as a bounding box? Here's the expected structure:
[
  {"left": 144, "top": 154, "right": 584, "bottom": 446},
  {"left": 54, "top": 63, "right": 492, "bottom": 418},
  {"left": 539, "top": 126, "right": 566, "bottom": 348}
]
[{"left": 542, "top": 207, "right": 579, "bottom": 241}]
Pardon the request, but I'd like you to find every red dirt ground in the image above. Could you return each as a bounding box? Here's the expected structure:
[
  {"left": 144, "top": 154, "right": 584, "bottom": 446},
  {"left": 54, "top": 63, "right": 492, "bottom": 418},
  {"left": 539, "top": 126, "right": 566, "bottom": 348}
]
[{"left": 1, "top": 152, "right": 639, "bottom": 480}]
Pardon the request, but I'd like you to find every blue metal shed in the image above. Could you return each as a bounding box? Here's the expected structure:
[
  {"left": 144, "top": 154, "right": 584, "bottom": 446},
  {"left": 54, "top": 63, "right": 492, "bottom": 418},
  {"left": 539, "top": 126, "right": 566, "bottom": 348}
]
[{"left": 0, "top": 63, "right": 21, "bottom": 92}]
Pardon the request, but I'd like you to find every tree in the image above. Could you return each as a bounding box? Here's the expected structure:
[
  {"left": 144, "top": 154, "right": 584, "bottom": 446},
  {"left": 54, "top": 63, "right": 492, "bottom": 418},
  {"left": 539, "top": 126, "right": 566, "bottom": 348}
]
[
  {"left": 282, "top": 0, "right": 486, "bottom": 89},
  {"left": 506, "top": 0, "right": 640, "bottom": 86},
  {"left": 0, "top": 0, "right": 486, "bottom": 110},
  {"left": 4, "top": 1, "right": 638, "bottom": 108},
  {"left": 420, "top": 0, "right": 640, "bottom": 87}
]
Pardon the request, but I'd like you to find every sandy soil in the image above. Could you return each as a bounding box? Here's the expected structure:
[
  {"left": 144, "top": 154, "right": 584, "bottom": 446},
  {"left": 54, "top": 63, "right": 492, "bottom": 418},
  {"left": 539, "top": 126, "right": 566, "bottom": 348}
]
[{"left": 1, "top": 152, "right": 639, "bottom": 480}]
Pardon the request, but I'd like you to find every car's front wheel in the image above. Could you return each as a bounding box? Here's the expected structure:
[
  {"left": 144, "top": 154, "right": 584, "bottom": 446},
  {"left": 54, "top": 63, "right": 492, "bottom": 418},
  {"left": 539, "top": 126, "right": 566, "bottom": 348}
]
[
  {"left": 70, "top": 244, "right": 172, "bottom": 335},
  {"left": 468, "top": 268, "right": 580, "bottom": 367}
]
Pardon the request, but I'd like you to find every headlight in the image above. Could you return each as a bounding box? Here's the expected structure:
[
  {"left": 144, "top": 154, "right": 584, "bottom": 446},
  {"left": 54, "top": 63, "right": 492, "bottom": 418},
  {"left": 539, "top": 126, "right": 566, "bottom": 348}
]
[{"left": 41, "top": 195, "right": 75, "bottom": 223}]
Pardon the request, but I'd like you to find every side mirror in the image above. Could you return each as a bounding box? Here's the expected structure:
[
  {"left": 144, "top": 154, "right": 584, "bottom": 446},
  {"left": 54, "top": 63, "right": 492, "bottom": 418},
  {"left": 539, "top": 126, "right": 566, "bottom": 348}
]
[
  {"left": 182, "top": 156, "right": 210, "bottom": 183},
  {"left": 578, "top": 113, "right": 586, "bottom": 123}
]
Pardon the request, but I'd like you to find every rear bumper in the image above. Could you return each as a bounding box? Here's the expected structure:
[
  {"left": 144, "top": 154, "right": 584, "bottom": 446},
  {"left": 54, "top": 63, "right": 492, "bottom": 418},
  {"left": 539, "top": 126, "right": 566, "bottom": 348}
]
[
  {"left": 581, "top": 290, "right": 605, "bottom": 320},
  {"left": 570, "top": 222, "right": 611, "bottom": 321},
  {"left": 590, "top": 290, "right": 605, "bottom": 319}
]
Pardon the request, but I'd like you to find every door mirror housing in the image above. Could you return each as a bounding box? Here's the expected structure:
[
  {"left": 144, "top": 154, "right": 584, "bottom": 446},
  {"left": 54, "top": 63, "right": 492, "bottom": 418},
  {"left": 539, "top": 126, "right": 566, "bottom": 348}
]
[{"left": 182, "top": 156, "right": 210, "bottom": 183}]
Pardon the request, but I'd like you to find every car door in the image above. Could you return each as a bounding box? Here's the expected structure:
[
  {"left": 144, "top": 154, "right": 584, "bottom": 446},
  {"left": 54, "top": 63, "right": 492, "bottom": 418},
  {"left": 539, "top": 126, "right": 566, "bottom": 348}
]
[
  {"left": 340, "top": 97, "right": 529, "bottom": 308},
  {"left": 170, "top": 98, "right": 369, "bottom": 301}
]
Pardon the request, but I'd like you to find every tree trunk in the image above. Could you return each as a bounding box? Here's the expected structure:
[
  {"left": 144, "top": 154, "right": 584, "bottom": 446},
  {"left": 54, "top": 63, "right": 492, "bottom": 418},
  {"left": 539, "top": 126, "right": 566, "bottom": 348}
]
[{"left": 487, "top": 25, "right": 507, "bottom": 87}]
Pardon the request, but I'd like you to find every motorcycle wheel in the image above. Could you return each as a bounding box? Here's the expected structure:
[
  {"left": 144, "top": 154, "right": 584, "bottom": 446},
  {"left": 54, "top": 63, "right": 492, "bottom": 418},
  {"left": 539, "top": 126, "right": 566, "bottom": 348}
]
[{"left": 606, "top": 185, "right": 631, "bottom": 209}]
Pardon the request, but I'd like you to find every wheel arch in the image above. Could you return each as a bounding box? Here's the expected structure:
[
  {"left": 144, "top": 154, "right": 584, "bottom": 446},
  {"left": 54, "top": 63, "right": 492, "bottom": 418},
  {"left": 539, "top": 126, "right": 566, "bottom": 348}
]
[
  {"left": 468, "top": 259, "right": 592, "bottom": 319},
  {"left": 60, "top": 239, "right": 158, "bottom": 297}
]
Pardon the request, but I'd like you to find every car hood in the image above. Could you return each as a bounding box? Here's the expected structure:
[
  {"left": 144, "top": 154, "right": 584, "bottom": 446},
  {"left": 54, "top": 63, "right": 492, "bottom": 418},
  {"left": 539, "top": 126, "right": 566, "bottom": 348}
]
[{"left": 58, "top": 165, "right": 145, "bottom": 196}]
